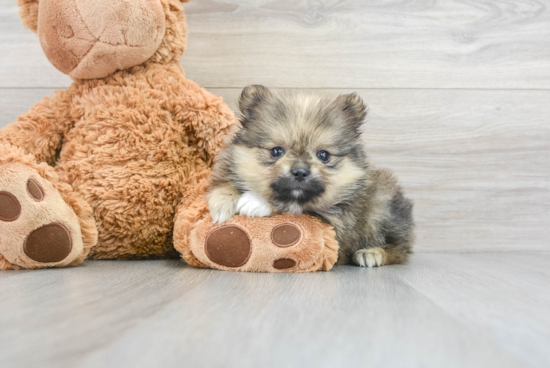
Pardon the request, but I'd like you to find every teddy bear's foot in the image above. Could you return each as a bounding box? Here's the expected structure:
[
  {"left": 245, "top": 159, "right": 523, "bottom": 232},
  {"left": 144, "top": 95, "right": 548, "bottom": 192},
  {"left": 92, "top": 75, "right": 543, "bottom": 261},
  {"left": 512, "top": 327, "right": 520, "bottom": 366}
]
[
  {"left": 184, "top": 214, "right": 338, "bottom": 273},
  {"left": 0, "top": 163, "right": 86, "bottom": 270}
]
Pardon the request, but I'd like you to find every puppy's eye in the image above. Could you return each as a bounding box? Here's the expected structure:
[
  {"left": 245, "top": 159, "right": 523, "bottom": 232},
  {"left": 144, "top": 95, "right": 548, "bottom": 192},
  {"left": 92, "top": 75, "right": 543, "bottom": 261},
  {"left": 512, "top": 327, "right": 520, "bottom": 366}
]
[
  {"left": 271, "top": 146, "right": 285, "bottom": 158},
  {"left": 317, "top": 150, "right": 330, "bottom": 163}
]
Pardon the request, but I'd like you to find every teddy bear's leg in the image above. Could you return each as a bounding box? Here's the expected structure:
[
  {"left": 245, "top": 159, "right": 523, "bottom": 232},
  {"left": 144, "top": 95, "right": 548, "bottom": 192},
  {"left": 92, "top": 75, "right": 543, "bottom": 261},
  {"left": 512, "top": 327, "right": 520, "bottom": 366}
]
[
  {"left": 0, "top": 145, "right": 97, "bottom": 270},
  {"left": 188, "top": 213, "right": 338, "bottom": 273},
  {"left": 173, "top": 171, "right": 339, "bottom": 272}
]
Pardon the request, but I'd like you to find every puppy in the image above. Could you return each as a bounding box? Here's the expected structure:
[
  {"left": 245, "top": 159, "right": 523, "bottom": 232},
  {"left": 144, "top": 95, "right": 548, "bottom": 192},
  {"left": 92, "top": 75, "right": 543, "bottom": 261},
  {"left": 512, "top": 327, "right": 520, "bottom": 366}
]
[{"left": 207, "top": 85, "right": 414, "bottom": 267}]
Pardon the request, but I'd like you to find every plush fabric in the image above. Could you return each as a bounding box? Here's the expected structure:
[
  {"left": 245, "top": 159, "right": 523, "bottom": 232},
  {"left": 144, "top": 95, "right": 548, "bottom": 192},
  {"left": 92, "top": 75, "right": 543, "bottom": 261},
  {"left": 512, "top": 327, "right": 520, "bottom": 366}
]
[
  {"left": 0, "top": 144, "right": 96, "bottom": 270},
  {"left": 37, "top": 0, "right": 166, "bottom": 79},
  {"left": 173, "top": 189, "right": 338, "bottom": 272},
  {"left": 0, "top": 0, "right": 339, "bottom": 272}
]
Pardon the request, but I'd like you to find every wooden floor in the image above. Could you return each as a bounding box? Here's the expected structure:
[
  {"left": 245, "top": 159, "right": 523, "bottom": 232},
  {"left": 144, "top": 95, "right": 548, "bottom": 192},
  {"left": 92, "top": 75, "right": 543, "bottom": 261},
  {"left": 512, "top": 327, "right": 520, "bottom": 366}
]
[
  {"left": 1, "top": 1, "right": 550, "bottom": 367},
  {"left": 0, "top": 253, "right": 548, "bottom": 368}
]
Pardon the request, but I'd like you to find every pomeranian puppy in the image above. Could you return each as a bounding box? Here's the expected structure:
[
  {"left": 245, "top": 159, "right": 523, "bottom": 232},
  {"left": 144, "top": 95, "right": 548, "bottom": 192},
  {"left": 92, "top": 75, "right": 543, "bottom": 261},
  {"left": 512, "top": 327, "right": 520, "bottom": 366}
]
[{"left": 207, "top": 85, "right": 414, "bottom": 267}]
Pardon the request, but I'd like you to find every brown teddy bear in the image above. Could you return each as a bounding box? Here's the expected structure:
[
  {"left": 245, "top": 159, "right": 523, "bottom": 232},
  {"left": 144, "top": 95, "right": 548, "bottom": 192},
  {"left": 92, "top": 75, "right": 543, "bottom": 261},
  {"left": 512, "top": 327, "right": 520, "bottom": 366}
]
[{"left": 0, "top": 0, "right": 338, "bottom": 272}]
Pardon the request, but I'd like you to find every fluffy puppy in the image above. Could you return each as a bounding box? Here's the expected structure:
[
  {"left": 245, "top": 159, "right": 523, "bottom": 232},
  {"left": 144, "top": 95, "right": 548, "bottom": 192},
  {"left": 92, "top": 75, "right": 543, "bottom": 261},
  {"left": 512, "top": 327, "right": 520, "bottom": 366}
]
[{"left": 208, "top": 85, "right": 414, "bottom": 267}]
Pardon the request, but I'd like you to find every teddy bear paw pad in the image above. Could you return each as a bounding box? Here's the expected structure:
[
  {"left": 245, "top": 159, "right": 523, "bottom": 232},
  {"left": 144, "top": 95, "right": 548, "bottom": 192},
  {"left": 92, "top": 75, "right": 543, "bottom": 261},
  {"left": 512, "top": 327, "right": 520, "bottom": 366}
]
[
  {"left": 205, "top": 225, "right": 251, "bottom": 268},
  {"left": 273, "top": 258, "right": 296, "bottom": 270},
  {"left": 271, "top": 223, "right": 301, "bottom": 247},
  {"left": 0, "top": 163, "right": 84, "bottom": 269},
  {"left": 0, "top": 191, "right": 21, "bottom": 221},
  {"left": 24, "top": 223, "right": 72, "bottom": 263},
  {"left": 26, "top": 179, "right": 45, "bottom": 201}
]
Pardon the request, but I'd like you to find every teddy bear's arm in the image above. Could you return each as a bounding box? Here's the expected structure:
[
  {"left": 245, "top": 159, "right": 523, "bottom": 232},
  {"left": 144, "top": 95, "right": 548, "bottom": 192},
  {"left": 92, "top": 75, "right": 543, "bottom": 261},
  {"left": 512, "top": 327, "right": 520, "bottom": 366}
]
[
  {"left": 191, "top": 88, "right": 238, "bottom": 160},
  {"left": 175, "top": 81, "right": 239, "bottom": 163},
  {"left": 0, "top": 90, "right": 75, "bottom": 166}
]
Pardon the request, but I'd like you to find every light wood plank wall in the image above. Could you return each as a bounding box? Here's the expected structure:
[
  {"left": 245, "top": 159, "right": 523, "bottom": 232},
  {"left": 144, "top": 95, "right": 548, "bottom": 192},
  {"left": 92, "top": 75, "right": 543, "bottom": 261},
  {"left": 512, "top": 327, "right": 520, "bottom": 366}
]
[{"left": 0, "top": 0, "right": 548, "bottom": 252}]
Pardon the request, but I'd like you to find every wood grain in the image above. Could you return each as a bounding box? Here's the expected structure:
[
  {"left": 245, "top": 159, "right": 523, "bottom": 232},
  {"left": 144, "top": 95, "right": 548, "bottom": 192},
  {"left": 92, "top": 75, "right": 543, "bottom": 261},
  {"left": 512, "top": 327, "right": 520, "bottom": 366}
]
[
  {"left": 1, "top": 255, "right": 549, "bottom": 368},
  {"left": 182, "top": 0, "right": 550, "bottom": 89},
  {"left": 403, "top": 253, "right": 550, "bottom": 368},
  {"left": 1, "top": 88, "right": 548, "bottom": 252},
  {"left": 1, "top": 0, "right": 550, "bottom": 89}
]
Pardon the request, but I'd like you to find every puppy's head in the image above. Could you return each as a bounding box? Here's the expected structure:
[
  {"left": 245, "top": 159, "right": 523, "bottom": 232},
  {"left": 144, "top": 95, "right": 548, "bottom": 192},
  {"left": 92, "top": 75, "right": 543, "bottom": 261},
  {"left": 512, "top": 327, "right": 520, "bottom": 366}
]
[{"left": 232, "top": 85, "right": 369, "bottom": 214}]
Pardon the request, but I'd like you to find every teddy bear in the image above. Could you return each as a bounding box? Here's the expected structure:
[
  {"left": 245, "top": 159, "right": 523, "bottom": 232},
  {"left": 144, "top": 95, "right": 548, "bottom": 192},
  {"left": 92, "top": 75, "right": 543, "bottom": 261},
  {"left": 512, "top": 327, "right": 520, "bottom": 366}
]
[{"left": 0, "top": 0, "right": 338, "bottom": 272}]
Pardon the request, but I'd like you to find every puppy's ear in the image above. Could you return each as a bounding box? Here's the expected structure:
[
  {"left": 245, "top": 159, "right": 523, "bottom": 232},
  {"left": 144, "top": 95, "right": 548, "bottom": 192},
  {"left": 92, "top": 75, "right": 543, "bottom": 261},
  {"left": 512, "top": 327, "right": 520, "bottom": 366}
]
[
  {"left": 333, "top": 92, "right": 367, "bottom": 131},
  {"left": 239, "top": 85, "right": 272, "bottom": 121}
]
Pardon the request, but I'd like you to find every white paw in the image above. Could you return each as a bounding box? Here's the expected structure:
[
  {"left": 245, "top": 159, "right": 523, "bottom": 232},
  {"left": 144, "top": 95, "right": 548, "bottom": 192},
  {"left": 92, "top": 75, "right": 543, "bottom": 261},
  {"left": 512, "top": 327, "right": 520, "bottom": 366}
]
[
  {"left": 236, "top": 191, "right": 273, "bottom": 218},
  {"left": 353, "top": 248, "right": 386, "bottom": 268}
]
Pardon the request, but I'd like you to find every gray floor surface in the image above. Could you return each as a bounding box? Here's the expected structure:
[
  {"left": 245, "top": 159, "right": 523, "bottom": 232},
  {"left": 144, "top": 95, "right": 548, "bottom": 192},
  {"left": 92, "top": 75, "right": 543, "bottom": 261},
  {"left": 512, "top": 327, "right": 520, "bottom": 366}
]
[{"left": 1, "top": 253, "right": 548, "bottom": 368}]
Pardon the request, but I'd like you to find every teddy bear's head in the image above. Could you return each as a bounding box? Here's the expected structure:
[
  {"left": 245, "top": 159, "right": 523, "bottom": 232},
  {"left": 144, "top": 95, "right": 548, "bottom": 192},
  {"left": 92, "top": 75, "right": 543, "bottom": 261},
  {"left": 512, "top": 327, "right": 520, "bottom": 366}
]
[{"left": 17, "top": 0, "right": 189, "bottom": 79}]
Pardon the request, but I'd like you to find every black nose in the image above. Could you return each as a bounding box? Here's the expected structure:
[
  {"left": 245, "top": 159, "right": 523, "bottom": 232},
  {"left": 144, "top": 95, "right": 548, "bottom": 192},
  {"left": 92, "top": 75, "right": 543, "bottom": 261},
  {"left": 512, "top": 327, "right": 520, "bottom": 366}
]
[{"left": 291, "top": 168, "right": 310, "bottom": 181}]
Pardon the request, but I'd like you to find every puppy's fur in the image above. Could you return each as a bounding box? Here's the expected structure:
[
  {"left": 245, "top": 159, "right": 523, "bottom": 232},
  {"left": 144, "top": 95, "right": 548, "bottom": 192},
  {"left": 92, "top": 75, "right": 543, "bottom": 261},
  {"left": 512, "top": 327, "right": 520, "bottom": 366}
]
[{"left": 208, "top": 86, "right": 414, "bottom": 267}]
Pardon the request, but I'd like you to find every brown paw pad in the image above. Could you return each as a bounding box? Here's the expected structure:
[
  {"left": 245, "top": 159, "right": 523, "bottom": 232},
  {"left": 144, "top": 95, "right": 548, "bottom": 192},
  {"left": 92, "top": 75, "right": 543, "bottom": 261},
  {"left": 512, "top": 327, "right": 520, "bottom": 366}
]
[
  {"left": 205, "top": 225, "right": 251, "bottom": 268},
  {"left": 271, "top": 223, "right": 301, "bottom": 247},
  {"left": 0, "top": 191, "right": 21, "bottom": 222},
  {"left": 24, "top": 223, "right": 73, "bottom": 263},
  {"left": 27, "top": 179, "right": 44, "bottom": 202},
  {"left": 273, "top": 258, "right": 296, "bottom": 270}
]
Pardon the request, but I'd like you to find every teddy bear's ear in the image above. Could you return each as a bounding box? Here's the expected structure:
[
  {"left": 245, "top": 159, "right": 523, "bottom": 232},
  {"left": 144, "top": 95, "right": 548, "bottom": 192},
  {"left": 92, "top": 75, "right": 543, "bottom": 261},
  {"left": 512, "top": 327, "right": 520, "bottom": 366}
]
[
  {"left": 18, "top": 0, "right": 40, "bottom": 33},
  {"left": 238, "top": 85, "right": 273, "bottom": 120}
]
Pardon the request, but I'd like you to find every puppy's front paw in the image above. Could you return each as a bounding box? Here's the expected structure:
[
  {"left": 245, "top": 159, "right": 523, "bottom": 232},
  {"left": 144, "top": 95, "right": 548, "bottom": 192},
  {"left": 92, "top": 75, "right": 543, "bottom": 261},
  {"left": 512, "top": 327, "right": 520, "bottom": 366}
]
[
  {"left": 237, "top": 192, "right": 273, "bottom": 218},
  {"left": 353, "top": 247, "right": 387, "bottom": 268},
  {"left": 210, "top": 205, "right": 237, "bottom": 224},
  {"left": 207, "top": 187, "right": 240, "bottom": 224}
]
